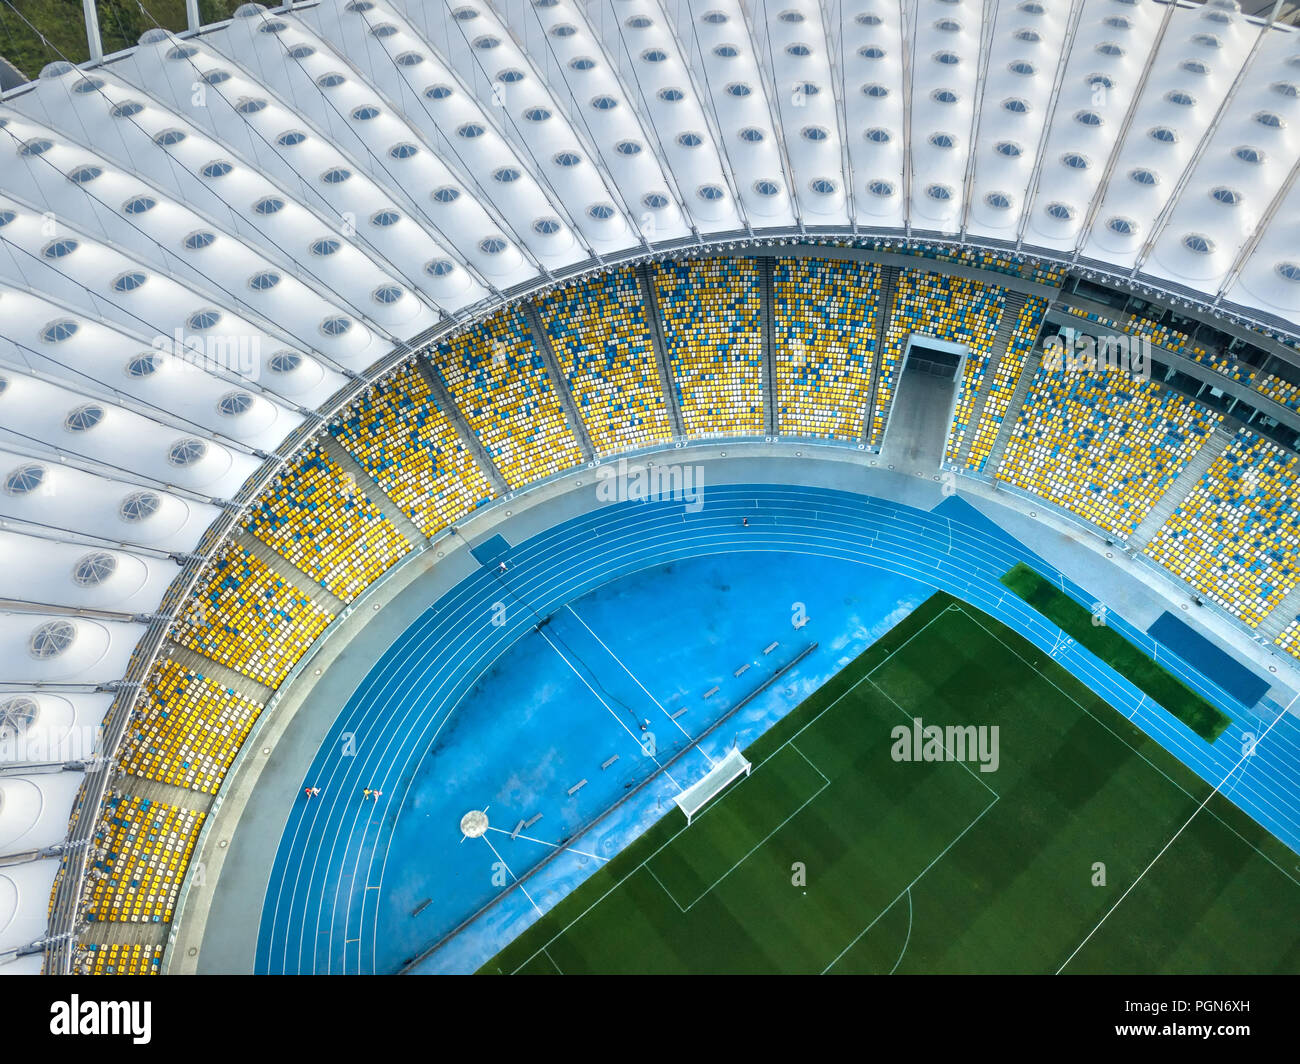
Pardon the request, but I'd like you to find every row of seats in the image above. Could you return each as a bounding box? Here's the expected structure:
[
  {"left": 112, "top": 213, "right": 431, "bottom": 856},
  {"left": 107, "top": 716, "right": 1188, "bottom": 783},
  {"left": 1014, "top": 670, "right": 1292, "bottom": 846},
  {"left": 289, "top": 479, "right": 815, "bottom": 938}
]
[
  {"left": 1257, "top": 372, "right": 1300, "bottom": 412},
  {"left": 997, "top": 369, "right": 1220, "bottom": 538},
  {"left": 653, "top": 258, "right": 765, "bottom": 437},
  {"left": 1276, "top": 618, "right": 1300, "bottom": 661},
  {"left": 84, "top": 795, "right": 204, "bottom": 924},
  {"left": 772, "top": 257, "right": 880, "bottom": 440},
  {"left": 433, "top": 309, "right": 585, "bottom": 486},
  {"left": 242, "top": 443, "right": 411, "bottom": 602},
  {"left": 75, "top": 942, "right": 163, "bottom": 975},
  {"left": 537, "top": 267, "right": 673, "bottom": 455},
  {"left": 331, "top": 364, "right": 495, "bottom": 537},
  {"left": 1144, "top": 430, "right": 1300, "bottom": 628},
  {"left": 965, "top": 297, "right": 1049, "bottom": 472},
  {"left": 170, "top": 543, "right": 334, "bottom": 688},
  {"left": 872, "top": 269, "right": 1006, "bottom": 448},
  {"left": 118, "top": 659, "right": 264, "bottom": 795}
]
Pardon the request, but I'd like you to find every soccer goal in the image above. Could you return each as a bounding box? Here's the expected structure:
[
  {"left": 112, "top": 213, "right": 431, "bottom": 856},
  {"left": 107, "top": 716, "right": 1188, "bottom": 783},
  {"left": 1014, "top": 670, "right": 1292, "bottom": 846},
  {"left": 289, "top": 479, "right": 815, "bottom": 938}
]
[{"left": 673, "top": 747, "right": 752, "bottom": 825}]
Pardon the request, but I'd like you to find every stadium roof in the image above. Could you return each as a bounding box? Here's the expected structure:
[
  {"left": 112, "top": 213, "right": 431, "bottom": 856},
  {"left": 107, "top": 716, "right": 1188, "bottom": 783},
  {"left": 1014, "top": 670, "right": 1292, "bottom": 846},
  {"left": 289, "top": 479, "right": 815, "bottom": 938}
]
[{"left": 2, "top": 0, "right": 1300, "bottom": 967}]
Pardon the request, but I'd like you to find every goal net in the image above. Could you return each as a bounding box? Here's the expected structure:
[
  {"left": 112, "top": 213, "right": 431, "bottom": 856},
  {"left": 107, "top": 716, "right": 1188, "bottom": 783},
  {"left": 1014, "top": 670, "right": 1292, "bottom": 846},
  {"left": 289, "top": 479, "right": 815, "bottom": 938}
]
[{"left": 673, "top": 747, "right": 752, "bottom": 825}]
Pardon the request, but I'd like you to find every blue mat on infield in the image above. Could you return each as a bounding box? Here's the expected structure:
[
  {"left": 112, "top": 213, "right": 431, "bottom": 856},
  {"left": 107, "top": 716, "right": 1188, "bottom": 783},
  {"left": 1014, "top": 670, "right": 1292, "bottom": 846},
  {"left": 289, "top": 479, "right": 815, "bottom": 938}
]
[
  {"left": 1147, "top": 611, "right": 1270, "bottom": 707},
  {"left": 470, "top": 533, "right": 511, "bottom": 567}
]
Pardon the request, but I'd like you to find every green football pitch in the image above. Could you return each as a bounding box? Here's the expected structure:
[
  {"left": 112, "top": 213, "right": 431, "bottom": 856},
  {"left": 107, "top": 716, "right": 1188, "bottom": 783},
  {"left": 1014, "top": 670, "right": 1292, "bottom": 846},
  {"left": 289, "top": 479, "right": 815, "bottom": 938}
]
[{"left": 482, "top": 593, "right": 1300, "bottom": 975}]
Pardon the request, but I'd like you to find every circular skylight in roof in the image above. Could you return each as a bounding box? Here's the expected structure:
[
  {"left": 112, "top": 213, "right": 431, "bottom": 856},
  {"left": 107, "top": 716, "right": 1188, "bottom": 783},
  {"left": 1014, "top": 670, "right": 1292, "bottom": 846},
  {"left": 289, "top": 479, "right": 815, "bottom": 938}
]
[
  {"left": 29, "top": 620, "right": 75, "bottom": 659},
  {"left": 346, "top": 0, "right": 376, "bottom": 11},
  {"left": 1181, "top": 59, "right": 1210, "bottom": 75},
  {"left": 1275, "top": 262, "right": 1300, "bottom": 283},
  {"left": 167, "top": 44, "right": 200, "bottom": 60},
  {"left": 699, "top": 184, "right": 727, "bottom": 201},
  {"left": 42, "top": 239, "right": 78, "bottom": 259},
  {"left": 524, "top": 107, "right": 552, "bottom": 122},
  {"left": 4, "top": 463, "right": 45, "bottom": 496},
  {"left": 1255, "top": 111, "right": 1285, "bottom": 129},
  {"left": 497, "top": 69, "right": 526, "bottom": 84},
  {"left": 278, "top": 131, "right": 307, "bottom": 147},
  {"left": 1130, "top": 167, "right": 1158, "bottom": 185},
  {"left": 1045, "top": 202, "right": 1075, "bottom": 221},
  {"left": 1014, "top": 29, "right": 1041, "bottom": 43},
  {"left": 1166, "top": 91, "right": 1195, "bottom": 107},
  {"left": 253, "top": 197, "right": 285, "bottom": 216},
  {"left": 1272, "top": 81, "right": 1300, "bottom": 98},
  {"left": 72, "top": 76, "right": 105, "bottom": 94},
  {"left": 201, "top": 70, "right": 230, "bottom": 85},
  {"left": 1211, "top": 187, "right": 1242, "bottom": 206},
  {"left": 426, "top": 260, "right": 455, "bottom": 278},
  {"left": 591, "top": 95, "right": 619, "bottom": 111},
  {"left": 473, "top": 35, "right": 501, "bottom": 51},
  {"left": 868, "top": 179, "right": 895, "bottom": 197},
  {"left": 127, "top": 353, "right": 162, "bottom": 377},
  {"left": 269, "top": 351, "right": 302, "bottom": 373},
  {"left": 779, "top": 9, "right": 805, "bottom": 22},
  {"left": 1061, "top": 152, "right": 1089, "bottom": 170},
  {"left": 478, "top": 236, "right": 508, "bottom": 254},
  {"left": 929, "top": 132, "right": 957, "bottom": 149},
  {"left": 857, "top": 13, "right": 883, "bottom": 25},
  {"left": 120, "top": 490, "right": 161, "bottom": 521},
  {"left": 659, "top": 87, "right": 686, "bottom": 102},
  {"left": 20, "top": 138, "right": 54, "bottom": 157},
  {"left": 0, "top": 210, "right": 13, "bottom": 227},
  {"left": 1087, "top": 73, "right": 1115, "bottom": 90},
  {"left": 493, "top": 166, "right": 522, "bottom": 183},
  {"left": 1019, "top": 1, "right": 1044, "bottom": 11},
  {"left": 396, "top": 52, "right": 423, "bottom": 67},
  {"left": 250, "top": 270, "right": 281, "bottom": 291},
  {"left": 42, "top": 321, "right": 78, "bottom": 343},
  {"left": 154, "top": 129, "right": 186, "bottom": 147},
  {"left": 753, "top": 179, "right": 781, "bottom": 197},
  {"left": 926, "top": 183, "right": 953, "bottom": 201},
  {"left": 432, "top": 186, "right": 461, "bottom": 203},
  {"left": 261, "top": 19, "right": 289, "bottom": 34},
  {"left": 533, "top": 218, "right": 562, "bottom": 235},
  {"left": 553, "top": 151, "right": 582, "bottom": 167},
  {"left": 123, "top": 195, "right": 157, "bottom": 215},
  {"left": 321, "top": 316, "right": 353, "bottom": 336},
  {"left": 627, "top": 14, "right": 654, "bottom": 28},
  {"left": 550, "top": 23, "right": 576, "bottom": 38},
  {"left": 218, "top": 391, "right": 254, "bottom": 416},
  {"left": 725, "top": 83, "right": 751, "bottom": 97},
  {"left": 864, "top": 127, "right": 892, "bottom": 143},
  {"left": 995, "top": 141, "right": 1023, "bottom": 157},
  {"left": 1149, "top": 126, "right": 1178, "bottom": 143},
  {"left": 371, "top": 23, "right": 398, "bottom": 39},
  {"left": 677, "top": 131, "right": 704, "bottom": 148},
  {"left": 935, "top": 17, "right": 961, "bottom": 31},
  {"left": 0, "top": 697, "right": 38, "bottom": 739},
  {"left": 1008, "top": 60, "right": 1036, "bottom": 76},
  {"left": 352, "top": 104, "right": 381, "bottom": 121},
  {"left": 69, "top": 164, "right": 102, "bottom": 184},
  {"left": 859, "top": 46, "right": 886, "bottom": 60},
  {"left": 168, "top": 437, "right": 207, "bottom": 466},
  {"left": 188, "top": 309, "right": 221, "bottom": 330},
  {"left": 1192, "top": 33, "right": 1221, "bottom": 48},
  {"left": 615, "top": 140, "right": 643, "bottom": 156},
  {"left": 802, "top": 126, "right": 830, "bottom": 143},
  {"left": 570, "top": 57, "right": 597, "bottom": 71},
  {"left": 786, "top": 43, "right": 812, "bottom": 57},
  {"left": 1004, "top": 98, "right": 1030, "bottom": 113},
  {"left": 931, "top": 88, "right": 957, "bottom": 103},
  {"left": 588, "top": 203, "right": 616, "bottom": 220},
  {"left": 73, "top": 551, "right": 117, "bottom": 587},
  {"left": 452, "top": 5, "right": 478, "bottom": 17},
  {"left": 1234, "top": 145, "right": 1264, "bottom": 164},
  {"left": 1182, "top": 233, "right": 1215, "bottom": 254},
  {"left": 701, "top": 10, "right": 728, "bottom": 23},
  {"left": 1074, "top": 109, "right": 1103, "bottom": 126},
  {"left": 201, "top": 160, "right": 233, "bottom": 178},
  {"left": 112, "top": 269, "right": 146, "bottom": 293},
  {"left": 111, "top": 100, "right": 143, "bottom": 118},
  {"left": 236, "top": 98, "right": 267, "bottom": 115},
  {"left": 642, "top": 192, "right": 670, "bottom": 209},
  {"left": 371, "top": 209, "right": 401, "bottom": 227},
  {"left": 1107, "top": 216, "right": 1138, "bottom": 236},
  {"left": 318, "top": 73, "right": 347, "bottom": 89},
  {"left": 713, "top": 44, "right": 740, "bottom": 58},
  {"left": 310, "top": 237, "right": 342, "bottom": 256},
  {"left": 290, "top": 45, "right": 316, "bottom": 60},
  {"left": 1104, "top": 15, "right": 1132, "bottom": 30},
  {"left": 457, "top": 123, "right": 486, "bottom": 139},
  {"left": 933, "top": 51, "right": 960, "bottom": 66},
  {"left": 64, "top": 403, "right": 105, "bottom": 434},
  {"left": 738, "top": 127, "right": 765, "bottom": 143},
  {"left": 986, "top": 192, "right": 1012, "bottom": 210}
]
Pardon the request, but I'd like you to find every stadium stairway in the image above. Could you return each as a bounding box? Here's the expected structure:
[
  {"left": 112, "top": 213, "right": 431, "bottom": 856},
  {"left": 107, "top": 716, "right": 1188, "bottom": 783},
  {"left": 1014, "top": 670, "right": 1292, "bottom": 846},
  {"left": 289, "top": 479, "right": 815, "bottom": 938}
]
[
  {"left": 414, "top": 359, "right": 509, "bottom": 494},
  {"left": 1126, "top": 424, "right": 1237, "bottom": 551},
  {"left": 636, "top": 261, "right": 685, "bottom": 437},
  {"left": 1260, "top": 583, "right": 1300, "bottom": 644},
  {"left": 159, "top": 644, "right": 274, "bottom": 706},
  {"left": 317, "top": 435, "right": 427, "bottom": 546},
  {"left": 233, "top": 530, "right": 347, "bottom": 617},
  {"left": 760, "top": 256, "right": 778, "bottom": 436},
  {"left": 862, "top": 263, "right": 898, "bottom": 446},
  {"left": 521, "top": 301, "right": 596, "bottom": 461},
  {"left": 984, "top": 342, "right": 1045, "bottom": 475},
  {"left": 956, "top": 292, "right": 1029, "bottom": 469}
]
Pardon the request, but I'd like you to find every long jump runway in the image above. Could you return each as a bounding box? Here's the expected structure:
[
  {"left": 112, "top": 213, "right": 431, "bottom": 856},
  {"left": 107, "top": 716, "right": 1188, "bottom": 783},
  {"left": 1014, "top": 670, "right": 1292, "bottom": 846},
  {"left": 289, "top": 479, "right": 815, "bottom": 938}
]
[{"left": 254, "top": 484, "right": 1300, "bottom": 974}]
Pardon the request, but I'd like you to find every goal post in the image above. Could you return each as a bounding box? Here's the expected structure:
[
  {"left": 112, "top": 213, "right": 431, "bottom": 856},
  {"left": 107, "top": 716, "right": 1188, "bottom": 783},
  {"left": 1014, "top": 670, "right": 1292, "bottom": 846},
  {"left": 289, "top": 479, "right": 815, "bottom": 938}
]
[{"left": 673, "top": 747, "right": 752, "bottom": 825}]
